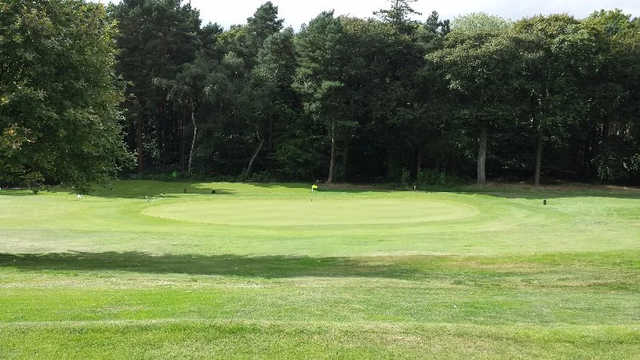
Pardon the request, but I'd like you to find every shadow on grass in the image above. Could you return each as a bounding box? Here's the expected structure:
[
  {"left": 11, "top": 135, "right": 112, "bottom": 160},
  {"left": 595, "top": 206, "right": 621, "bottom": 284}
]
[
  {"left": 245, "top": 180, "right": 640, "bottom": 199},
  {"left": 417, "top": 183, "right": 640, "bottom": 200},
  {"left": 0, "top": 252, "right": 424, "bottom": 279},
  {"left": 185, "top": 181, "right": 640, "bottom": 199},
  {"left": 4, "top": 179, "right": 640, "bottom": 200},
  {"left": 41, "top": 181, "right": 236, "bottom": 199},
  {"left": 2, "top": 251, "right": 637, "bottom": 282},
  {"left": 18, "top": 181, "right": 393, "bottom": 199},
  {"left": 0, "top": 190, "right": 37, "bottom": 197},
  {"left": 251, "top": 182, "right": 396, "bottom": 194}
]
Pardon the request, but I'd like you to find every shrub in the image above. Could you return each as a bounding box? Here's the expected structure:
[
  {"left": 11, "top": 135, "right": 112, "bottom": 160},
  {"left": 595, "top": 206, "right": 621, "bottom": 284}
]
[
  {"left": 416, "top": 169, "right": 463, "bottom": 188},
  {"left": 400, "top": 168, "right": 411, "bottom": 188}
]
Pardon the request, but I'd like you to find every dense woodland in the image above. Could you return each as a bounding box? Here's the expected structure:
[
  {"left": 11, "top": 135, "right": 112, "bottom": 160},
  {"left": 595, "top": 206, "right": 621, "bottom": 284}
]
[{"left": 2, "top": 0, "right": 640, "bottom": 190}]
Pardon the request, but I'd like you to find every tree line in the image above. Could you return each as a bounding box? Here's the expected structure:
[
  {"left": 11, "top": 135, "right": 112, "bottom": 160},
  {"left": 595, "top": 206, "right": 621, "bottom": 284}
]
[{"left": 2, "top": 0, "right": 639, "bottom": 190}]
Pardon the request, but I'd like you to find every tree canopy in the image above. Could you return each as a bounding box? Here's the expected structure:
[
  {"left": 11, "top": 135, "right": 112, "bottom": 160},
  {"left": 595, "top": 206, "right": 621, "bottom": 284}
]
[
  {"left": 3, "top": 1, "right": 640, "bottom": 188},
  {"left": 1, "top": 0, "right": 132, "bottom": 191}
]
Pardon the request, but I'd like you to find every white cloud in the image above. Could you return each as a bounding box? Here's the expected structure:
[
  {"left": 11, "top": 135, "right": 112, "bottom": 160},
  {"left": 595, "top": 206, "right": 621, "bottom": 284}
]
[{"left": 98, "top": 0, "right": 640, "bottom": 28}]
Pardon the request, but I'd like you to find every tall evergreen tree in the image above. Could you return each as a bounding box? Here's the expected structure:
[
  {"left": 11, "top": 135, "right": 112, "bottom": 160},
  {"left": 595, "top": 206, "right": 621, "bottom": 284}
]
[
  {"left": 110, "top": 0, "right": 201, "bottom": 173},
  {"left": 375, "top": 0, "right": 421, "bottom": 34},
  {"left": 295, "top": 12, "right": 351, "bottom": 183},
  {"left": 245, "top": 28, "right": 297, "bottom": 178}
]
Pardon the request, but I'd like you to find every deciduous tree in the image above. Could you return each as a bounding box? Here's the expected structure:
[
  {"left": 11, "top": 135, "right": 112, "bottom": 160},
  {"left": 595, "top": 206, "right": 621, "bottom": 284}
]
[{"left": 0, "top": 0, "right": 133, "bottom": 190}]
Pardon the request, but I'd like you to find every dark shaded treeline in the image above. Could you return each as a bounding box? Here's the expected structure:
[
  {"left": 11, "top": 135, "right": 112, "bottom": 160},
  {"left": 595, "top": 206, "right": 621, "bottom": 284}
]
[
  {"left": 110, "top": 0, "right": 640, "bottom": 185},
  {"left": 2, "top": 1, "right": 639, "bottom": 189}
]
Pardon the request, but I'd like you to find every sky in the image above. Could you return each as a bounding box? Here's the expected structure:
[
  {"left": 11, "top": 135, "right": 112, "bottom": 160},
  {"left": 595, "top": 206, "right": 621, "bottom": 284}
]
[{"left": 99, "top": 0, "right": 640, "bottom": 29}]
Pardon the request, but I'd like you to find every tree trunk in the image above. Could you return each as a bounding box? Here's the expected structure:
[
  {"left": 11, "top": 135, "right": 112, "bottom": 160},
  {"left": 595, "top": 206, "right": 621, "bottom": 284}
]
[
  {"left": 327, "top": 120, "right": 336, "bottom": 184},
  {"left": 136, "top": 115, "right": 144, "bottom": 174},
  {"left": 245, "top": 135, "right": 265, "bottom": 178},
  {"left": 342, "top": 134, "right": 350, "bottom": 182},
  {"left": 477, "top": 124, "right": 487, "bottom": 185},
  {"left": 534, "top": 129, "right": 543, "bottom": 186},
  {"left": 416, "top": 147, "right": 423, "bottom": 178},
  {"left": 268, "top": 117, "right": 274, "bottom": 152},
  {"left": 187, "top": 106, "right": 197, "bottom": 177},
  {"left": 179, "top": 107, "right": 186, "bottom": 172}
]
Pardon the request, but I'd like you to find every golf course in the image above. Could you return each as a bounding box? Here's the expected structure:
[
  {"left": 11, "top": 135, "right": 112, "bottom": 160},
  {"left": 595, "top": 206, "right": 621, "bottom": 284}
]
[{"left": 0, "top": 180, "right": 639, "bottom": 359}]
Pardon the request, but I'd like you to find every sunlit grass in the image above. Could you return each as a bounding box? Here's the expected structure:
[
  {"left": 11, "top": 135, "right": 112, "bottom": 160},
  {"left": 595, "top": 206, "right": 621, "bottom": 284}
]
[{"left": 0, "top": 180, "right": 639, "bottom": 358}]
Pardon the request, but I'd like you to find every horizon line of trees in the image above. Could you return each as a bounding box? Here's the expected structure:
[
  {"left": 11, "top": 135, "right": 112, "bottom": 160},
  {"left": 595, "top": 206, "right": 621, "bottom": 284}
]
[{"left": 2, "top": 0, "right": 640, "bottom": 190}]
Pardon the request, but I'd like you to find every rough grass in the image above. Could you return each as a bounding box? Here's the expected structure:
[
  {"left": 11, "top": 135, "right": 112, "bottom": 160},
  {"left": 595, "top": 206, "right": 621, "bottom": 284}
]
[{"left": 0, "top": 180, "right": 639, "bottom": 359}]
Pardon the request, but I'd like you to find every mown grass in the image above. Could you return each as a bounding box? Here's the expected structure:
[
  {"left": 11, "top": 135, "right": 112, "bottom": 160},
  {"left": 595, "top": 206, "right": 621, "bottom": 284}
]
[{"left": 0, "top": 180, "right": 639, "bottom": 358}]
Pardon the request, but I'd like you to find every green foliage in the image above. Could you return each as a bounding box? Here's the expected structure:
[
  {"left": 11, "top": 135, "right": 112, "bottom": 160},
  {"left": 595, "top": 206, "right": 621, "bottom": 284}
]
[
  {"left": 23, "top": 171, "right": 44, "bottom": 194},
  {"left": 274, "top": 130, "right": 326, "bottom": 180},
  {"left": 593, "top": 151, "right": 640, "bottom": 184},
  {"left": 109, "top": 0, "right": 201, "bottom": 172},
  {"left": 0, "top": 0, "right": 133, "bottom": 188},
  {"left": 294, "top": 12, "right": 354, "bottom": 182},
  {"left": 452, "top": 13, "right": 512, "bottom": 34},
  {"left": 429, "top": 14, "right": 523, "bottom": 184},
  {"left": 400, "top": 168, "right": 411, "bottom": 186},
  {"left": 416, "top": 169, "right": 463, "bottom": 187},
  {"left": 245, "top": 1, "right": 284, "bottom": 63},
  {"left": 10, "top": 1, "right": 638, "bottom": 186},
  {"left": 375, "top": 0, "right": 421, "bottom": 34}
]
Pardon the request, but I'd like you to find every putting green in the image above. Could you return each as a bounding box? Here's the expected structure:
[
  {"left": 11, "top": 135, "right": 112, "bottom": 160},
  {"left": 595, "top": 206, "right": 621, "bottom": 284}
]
[
  {"left": 1, "top": 181, "right": 638, "bottom": 256},
  {"left": 143, "top": 198, "right": 478, "bottom": 226}
]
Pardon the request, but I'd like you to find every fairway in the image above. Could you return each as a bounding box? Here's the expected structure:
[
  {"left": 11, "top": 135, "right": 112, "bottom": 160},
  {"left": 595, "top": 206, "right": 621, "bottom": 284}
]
[{"left": 1, "top": 181, "right": 640, "bottom": 359}]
